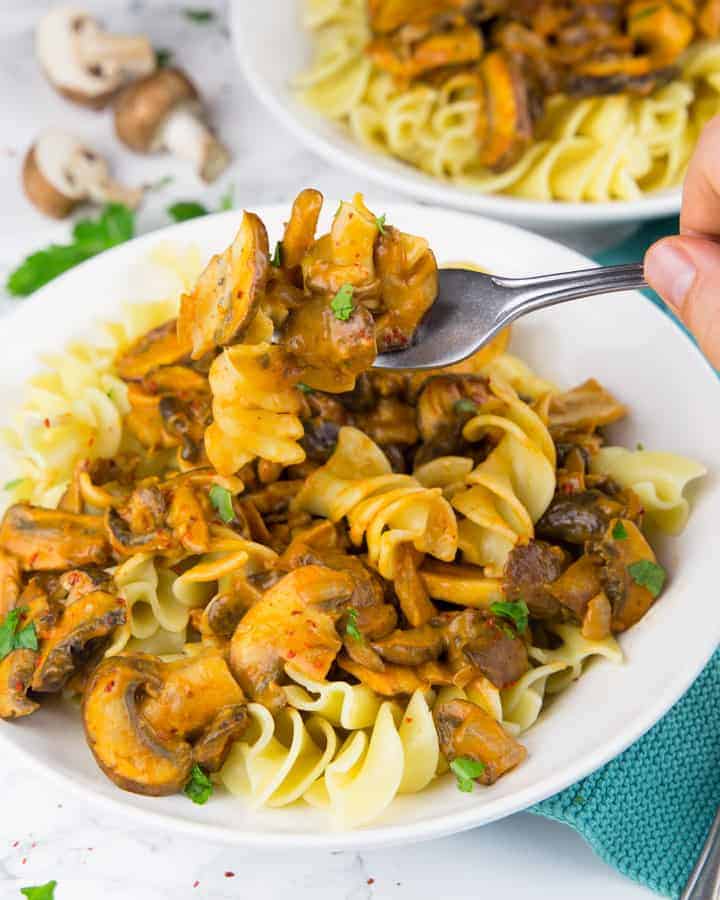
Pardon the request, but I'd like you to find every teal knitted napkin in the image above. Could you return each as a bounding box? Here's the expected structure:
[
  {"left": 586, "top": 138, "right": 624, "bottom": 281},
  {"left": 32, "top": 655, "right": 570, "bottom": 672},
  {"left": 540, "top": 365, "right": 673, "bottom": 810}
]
[{"left": 531, "top": 217, "right": 720, "bottom": 898}]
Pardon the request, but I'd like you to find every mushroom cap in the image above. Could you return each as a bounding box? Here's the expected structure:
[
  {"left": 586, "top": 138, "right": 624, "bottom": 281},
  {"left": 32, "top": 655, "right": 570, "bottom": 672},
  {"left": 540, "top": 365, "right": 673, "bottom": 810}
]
[
  {"left": 114, "top": 68, "right": 200, "bottom": 152},
  {"left": 23, "top": 145, "right": 78, "bottom": 219},
  {"left": 0, "top": 649, "right": 39, "bottom": 720}
]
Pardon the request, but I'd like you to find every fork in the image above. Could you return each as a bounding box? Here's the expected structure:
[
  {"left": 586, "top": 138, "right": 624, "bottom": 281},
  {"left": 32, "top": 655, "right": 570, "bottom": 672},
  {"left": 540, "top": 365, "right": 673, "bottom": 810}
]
[{"left": 373, "top": 262, "right": 647, "bottom": 370}]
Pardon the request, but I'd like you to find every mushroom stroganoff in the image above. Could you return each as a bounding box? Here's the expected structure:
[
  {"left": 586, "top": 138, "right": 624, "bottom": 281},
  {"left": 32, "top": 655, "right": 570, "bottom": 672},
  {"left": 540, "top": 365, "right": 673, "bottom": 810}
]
[{"left": 0, "top": 192, "right": 706, "bottom": 828}]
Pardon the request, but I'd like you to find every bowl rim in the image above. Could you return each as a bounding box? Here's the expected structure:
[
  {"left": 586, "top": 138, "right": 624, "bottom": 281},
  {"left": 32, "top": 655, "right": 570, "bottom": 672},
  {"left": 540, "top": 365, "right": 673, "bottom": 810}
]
[
  {"left": 0, "top": 204, "right": 716, "bottom": 850},
  {"left": 228, "top": 2, "right": 683, "bottom": 228}
]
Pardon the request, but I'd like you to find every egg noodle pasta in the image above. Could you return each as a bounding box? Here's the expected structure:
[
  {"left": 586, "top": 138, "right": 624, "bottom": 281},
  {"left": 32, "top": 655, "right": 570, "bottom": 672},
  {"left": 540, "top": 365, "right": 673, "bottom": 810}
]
[{"left": 297, "top": 0, "right": 720, "bottom": 201}]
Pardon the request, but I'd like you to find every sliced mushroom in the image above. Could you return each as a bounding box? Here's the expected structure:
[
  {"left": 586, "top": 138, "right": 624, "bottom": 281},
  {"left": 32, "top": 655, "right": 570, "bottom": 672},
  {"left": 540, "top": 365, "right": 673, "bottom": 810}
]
[
  {"left": 476, "top": 51, "right": 536, "bottom": 171},
  {"left": 116, "top": 319, "right": 190, "bottom": 381},
  {"left": 32, "top": 590, "right": 126, "bottom": 693},
  {"left": 445, "top": 608, "right": 528, "bottom": 690},
  {"left": 114, "top": 68, "right": 230, "bottom": 182},
  {"left": 371, "top": 624, "right": 444, "bottom": 666},
  {"left": 367, "top": 24, "right": 482, "bottom": 80},
  {"left": 178, "top": 211, "right": 270, "bottom": 359},
  {"left": 547, "top": 552, "right": 603, "bottom": 622},
  {"left": 83, "top": 655, "right": 193, "bottom": 796},
  {"left": 0, "top": 551, "right": 22, "bottom": 618},
  {"left": 0, "top": 649, "right": 39, "bottom": 719},
  {"left": 36, "top": 6, "right": 156, "bottom": 108},
  {"left": 0, "top": 504, "right": 111, "bottom": 571},
  {"left": 434, "top": 698, "right": 527, "bottom": 785},
  {"left": 548, "top": 378, "right": 627, "bottom": 441},
  {"left": 337, "top": 653, "right": 430, "bottom": 696},
  {"left": 192, "top": 704, "right": 249, "bottom": 772},
  {"left": 281, "top": 188, "right": 323, "bottom": 273},
  {"left": 502, "top": 540, "right": 570, "bottom": 620},
  {"left": 536, "top": 489, "right": 627, "bottom": 545},
  {"left": 23, "top": 131, "right": 142, "bottom": 219}
]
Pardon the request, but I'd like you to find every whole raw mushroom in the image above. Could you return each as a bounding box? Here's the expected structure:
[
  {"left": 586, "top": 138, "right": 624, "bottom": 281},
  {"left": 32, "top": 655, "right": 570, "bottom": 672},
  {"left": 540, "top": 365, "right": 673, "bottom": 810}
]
[
  {"left": 114, "top": 68, "right": 230, "bottom": 183},
  {"left": 36, "top": 5, "right": 156, "bottom": 108},
  {"left": 23, "top": 130, "right": 143, "bottom": 219}
]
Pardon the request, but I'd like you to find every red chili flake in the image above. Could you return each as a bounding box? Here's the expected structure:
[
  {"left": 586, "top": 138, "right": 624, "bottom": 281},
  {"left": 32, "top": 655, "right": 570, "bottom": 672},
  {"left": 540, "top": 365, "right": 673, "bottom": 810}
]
[
  {"left": 43, "top": 418, "right": 51, "bottom": 428},
  {"left": 31, "top": 842, "right": 36, "bottom": 848},
  {"left": 404, "top": 717, "right": 413, "bottom": 724},
  {"left": 367, "top": 878, "right": 375, "bottom": 885},
  {"left": 88, "top": 437, "right": 95, "bottom": 448},
  {"left": 286, "top": 650, "right": 297, "bottom": 659},
  {"left": 193, "top": 881, "right": 199, "bottom": 889},
  {"left": 30, "top": 552, "right": 40, "bottom": 567},
  {"left": 12, "top": 841, "right": 19, "bottom": 847},
  {"left": 21, "top": 858, "right": 27, "bottom": 865},
  {"left": 290, "top": 610, "right": 302, "bottom": 616},
  {"left": 224, "top": 871, "right": 235, "bottom": 878},
  {"left": 67, "top": 572, "right": 81, "bottom": 586},
  {"left": 104, "top": 679, "right": 116, "bottom": 693}
]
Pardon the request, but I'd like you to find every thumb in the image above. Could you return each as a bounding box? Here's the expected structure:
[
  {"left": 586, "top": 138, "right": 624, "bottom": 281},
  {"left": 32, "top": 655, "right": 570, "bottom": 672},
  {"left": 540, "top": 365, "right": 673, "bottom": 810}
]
[{"left": 644, "top": 236, "right": 720, "bottom": 369}]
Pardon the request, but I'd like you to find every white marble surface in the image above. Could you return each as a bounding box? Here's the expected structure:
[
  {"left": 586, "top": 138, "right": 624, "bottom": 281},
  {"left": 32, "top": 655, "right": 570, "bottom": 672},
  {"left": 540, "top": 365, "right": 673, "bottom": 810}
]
[{"left": 0, "top": 2, "right": 653, "bottom": 898}]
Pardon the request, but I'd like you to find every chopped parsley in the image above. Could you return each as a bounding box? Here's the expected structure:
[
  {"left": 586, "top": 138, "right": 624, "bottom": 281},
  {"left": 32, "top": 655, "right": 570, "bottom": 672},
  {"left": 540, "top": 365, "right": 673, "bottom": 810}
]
[
  {"left": 6, "top": 204, "right": 134, "bottom": 297},
  {"left": 0, "top": 607, "right": 38, "bottom": 662},
  {"left": 345, "top": 608, "right": 362, "bottom": 641},
  {"left": 296, "top": 382, "right": 314, "bottom": 394},
  {"left": 271, "top": 241, "right": 283, "bottom": 268},
  {"left": 636, "top": 442, "right": 645, "bottom": 451},
  {"left": 155, "top": 47, "right": 173, "bottom": 68},
  {"left": 454, "top": 398, "right": 478, "bottom": 416},
  {"left": 330, "top": 284, "right": 354, "bottom": 321},
  {"left": 612, "top": 520, "right": 628, "bottom": 540},
  {"left": 489, "top": 599, "right": 529, "bottom": 634},
  {"left": 209, "top": 484, "right": 235, "bottom": 524},
  {"left": 628, "top": 559, "right": 666, "bottom": 598},
  {"left": 183, "top": 8, "right": 215, "bottom": 22},
  {"left": 450, "top": 756, "right": 485, "bottom": 792},
  {"left": 3, "top": 478, "right": 26, "bottom": 491},
  {"left": 184, "top": 765, "right": 213, "bottom": 804},
  {"left": 20, "top": 883, "right": 57, "bottom": 900},
  {"left": 375, "top": 214, "right": 387, "bottom": 235},
  {"left": 167, "top": 201, "right": 209, "bottom": 222}
]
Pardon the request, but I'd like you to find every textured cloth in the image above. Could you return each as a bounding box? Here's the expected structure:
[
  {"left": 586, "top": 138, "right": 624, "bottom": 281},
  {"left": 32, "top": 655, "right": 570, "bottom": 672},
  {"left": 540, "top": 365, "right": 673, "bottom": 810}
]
[{"left": 531, "top": 217, "right": 719, "bottom": 898}]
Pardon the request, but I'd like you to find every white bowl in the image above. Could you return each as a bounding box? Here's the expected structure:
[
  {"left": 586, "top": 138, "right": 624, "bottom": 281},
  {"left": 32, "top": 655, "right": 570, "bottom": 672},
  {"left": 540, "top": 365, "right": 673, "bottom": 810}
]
[
  {"left": 230, "top": 1, "right": 683, "bottom": 229},
  {"left": 0, "top": 204, "right": 717, "bottom": 850}
]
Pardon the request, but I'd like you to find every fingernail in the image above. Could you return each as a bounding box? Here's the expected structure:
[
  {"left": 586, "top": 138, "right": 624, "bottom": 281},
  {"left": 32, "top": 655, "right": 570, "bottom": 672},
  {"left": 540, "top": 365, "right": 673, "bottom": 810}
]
[{"left": 645, "top": 244, "right": 696, "bottom": 311}]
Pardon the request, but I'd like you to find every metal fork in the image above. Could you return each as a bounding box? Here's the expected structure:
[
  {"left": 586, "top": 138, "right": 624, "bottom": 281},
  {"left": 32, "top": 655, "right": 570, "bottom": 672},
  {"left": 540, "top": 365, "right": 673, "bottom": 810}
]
[
  {"left": 373, "top": 262, "right": 647, "bottom": 370},
  {"left": 682, "top": 807, "right": 720, "bottom": 899}
]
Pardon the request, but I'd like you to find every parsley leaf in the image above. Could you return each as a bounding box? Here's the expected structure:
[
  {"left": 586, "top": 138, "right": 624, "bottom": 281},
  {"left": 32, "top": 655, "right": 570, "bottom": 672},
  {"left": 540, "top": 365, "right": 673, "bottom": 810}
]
[
  {"left": 0, "top": 607, "right": 37, "bottom": 662},
  {"left": 612, "top": 520, "right": 628, "bottom": 540},
  {"left": 375, "top": 214, "right": 387, "bottom": 235},
  {"left": 628, "top": 559, "right": 666, "bottom": 598},
  {"left": 155, "top": 47, "right": 173, "bottom": 68},
  {"left": 167, "top": 201, "right": 209, "bottom": 222},
  {"left": 183, "top": 8, "right": 215, "bottom": 22},
  {"left": 20, "top": 882, "right": 57, "bottom": 900},
  {"left": 209, "top": 484, "right": 235, "bottom": 524},
  {"left": 454, "top": 398, "right": 478, "bottom": 416},
  {"left": 4, "top": 478, "right": 26, "bottom": 491},
  {"left": 184, "top": 765, "right": 213, "bottom": 804},
  {"left": 345, "top": 608, "right": 362, "bottom": 641},
  {"left": 636, "top": 442, "right": 645, "bottom": 451},
  {"left": 7, "top": 204, "right": 135, "bottom": 297},
  {"left": 489, "top": 599, "right": 529, "bottom": 634},
  {"left": 271, "top": 241, "right": 283, "bottom": 268},
  {"left": 331, "top": 284, "right": 354, "bottom": 321},
  {"left": 296, "top": 382, "right": 314, "bottom": 394},
  {"left": 450, "top": 756, "right": 485, "bottom": 792}
]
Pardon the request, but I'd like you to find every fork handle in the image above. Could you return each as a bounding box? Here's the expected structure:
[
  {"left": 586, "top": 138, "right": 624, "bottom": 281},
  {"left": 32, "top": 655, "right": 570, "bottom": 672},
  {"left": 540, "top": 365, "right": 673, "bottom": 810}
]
[
  {"left": 491, "top": 263, "right": 647, "bottom": 320},
  {"left": 681, "top": 806, "right": 720, "bottom": 899}
]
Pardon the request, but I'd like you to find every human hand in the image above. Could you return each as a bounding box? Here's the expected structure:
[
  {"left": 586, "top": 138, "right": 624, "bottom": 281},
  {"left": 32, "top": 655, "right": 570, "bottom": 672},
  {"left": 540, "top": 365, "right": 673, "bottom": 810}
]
[{"left": 645, "top": 116, "right": 720, "bottom": 369}]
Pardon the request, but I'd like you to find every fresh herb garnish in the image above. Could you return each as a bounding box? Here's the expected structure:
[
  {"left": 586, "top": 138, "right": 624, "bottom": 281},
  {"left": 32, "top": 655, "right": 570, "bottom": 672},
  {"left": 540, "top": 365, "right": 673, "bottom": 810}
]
[
  {"left": 636, "top": 442, "right": 645, "bottom": 451},
  {"left": 209, "top": 484, "right": 235, "bottom": 524},
  {"left": 0, "top": 608, "right": 38, "bottom": 662},
  {"left": 271, "top": 241, "right": 283, "bottom": 268},
  {"left": 489, "top": 599, "right": 529, "bottom": 634},
  {"left": 331, "top": 284, "right": 354, "bottom": 321},
  {"left": 454, "top": 398, "right": 478, "bottom": 416},
  {"left": 20, "top": 882, "right": 57, "bottom": 900},
  {"left": 219, "top": 184, "right": 234, "bottom": 211},
  {"left": 630, "top": 4, "right": 660, "bottom": 21},
  {"left": 167, "top": 201, "right": 209, "bottom": 222},
  {"left": 184, "top": 764, "right": 213, "bottom": 804},
  {"left": 375, "top": 214, "right": 387, "bottom": 235},
  {"left": 450, "top": 756, "right": 485, "bottom": 792},
  {"left": 183, "top": 8, "right": 215, "bottom": 22},
  {"left": 296, "top": 382, "right": 314, "bottom": 394},
  {"left": 7, "top": 204, "right": 135, "bottom": 297},
  {"left": 628, "top": 559, "right": 666, "bottom": 598},
  {"left": 155, "top": 47, "right": 173, "bottom": 68},
  {"left": 345, "top": 608, "right": 362, "bottom": 641},
  {"left": 3, "top": 478, "right": 26, "bottom": 491},
  {"left": 612, "top": 520, "right": 628, "bottom": 541}
]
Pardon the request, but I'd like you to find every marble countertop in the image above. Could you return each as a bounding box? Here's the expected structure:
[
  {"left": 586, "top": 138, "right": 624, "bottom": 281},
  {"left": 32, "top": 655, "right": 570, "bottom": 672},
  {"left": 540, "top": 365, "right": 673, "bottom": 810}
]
[{"left": 0, "top": 2, "right": 652, "bottom": 898}]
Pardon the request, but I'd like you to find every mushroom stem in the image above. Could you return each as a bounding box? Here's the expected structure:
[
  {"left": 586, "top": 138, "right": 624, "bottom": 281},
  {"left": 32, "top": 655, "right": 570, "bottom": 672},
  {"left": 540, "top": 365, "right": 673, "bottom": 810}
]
[
  {"left": 79, "top": 31, "right": 155, "bottom": 70},
  {"left": 161, "top": 106, "right": 230, "bottom": 183}
]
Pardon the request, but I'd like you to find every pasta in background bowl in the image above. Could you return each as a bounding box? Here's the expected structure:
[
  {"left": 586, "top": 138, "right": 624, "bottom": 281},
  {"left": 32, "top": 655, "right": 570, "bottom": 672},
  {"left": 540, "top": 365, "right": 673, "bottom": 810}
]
[
  {"left": 229, "top": 0, "right": 701, "bottom": 227},
  {"left": 0, "top": 202, "right": 717, "bottom": 849}
]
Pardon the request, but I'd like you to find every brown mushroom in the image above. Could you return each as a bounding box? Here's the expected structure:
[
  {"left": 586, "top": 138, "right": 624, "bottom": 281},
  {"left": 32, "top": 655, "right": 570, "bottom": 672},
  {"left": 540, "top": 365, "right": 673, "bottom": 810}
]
[
  {"left": 193, "top": 704, "right": 249, "bottom": 772},
  {"left": 115, "top": 319, "right": 190, "bottom": 381},
  {"left": 36, "top": 6, "right": 156, "bottom": 108},
  {"left": 281, "top": 187, "right": 323, "bottom": 273},
  {"left": 0, "top": 504, "right": 111, "bottom": 571},
  {"left": 178, "top": 211, "right": 269, "bottom": 359},
  {"left": 114, "top": 68, "right": 230, "bottom": 182},
  {"left": 0, "top": 650, "right": 39, "bottom": 719},
  {"left": 32, "top": 590, "right": 126, "bottom": 693},
  {"left": 445, "top": 608, "right": 528, "bottom": 689},
  {"left": 23, "top": 131, "right": 142, "bottom": 219},
  {"left": 83, "top": 655, "right": 193, "bottom": 796},
  {"left": 502, "top": 540, "right": 570, "bottom": 620},
  {"left": 0, "top": 551, "right": 22, "bottom": 618},
  {"left": 371, "top": 624, "right": 445, "bottom": 666}
]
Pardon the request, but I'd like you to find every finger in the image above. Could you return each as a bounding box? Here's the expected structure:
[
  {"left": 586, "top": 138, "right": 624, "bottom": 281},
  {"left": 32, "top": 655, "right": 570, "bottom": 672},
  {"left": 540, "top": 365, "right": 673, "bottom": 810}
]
[
  {"left": 644, "top": 235, "right": 720, "bottom": 369},
  {"left": 680, "top": 114, "right": 720, "bottom": 238}
]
